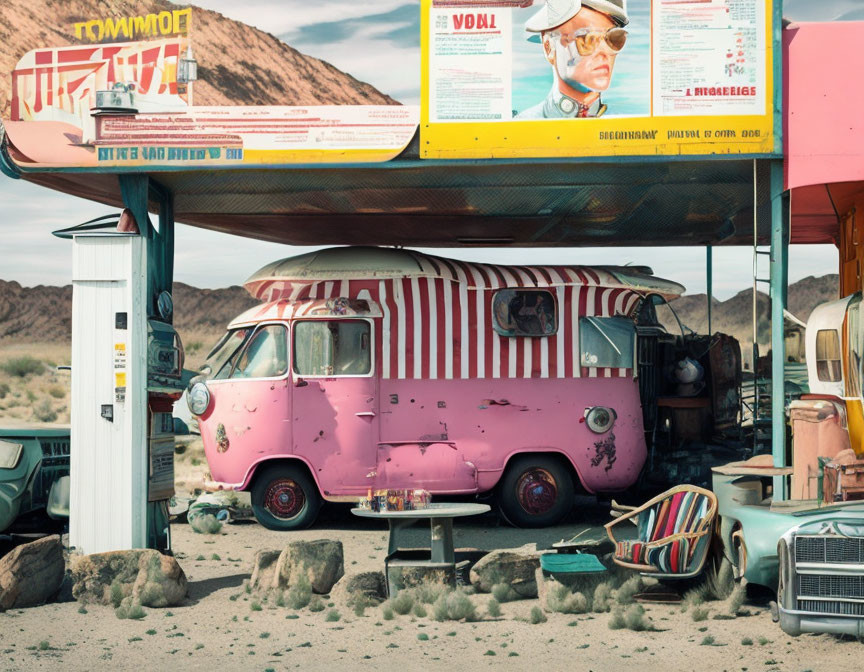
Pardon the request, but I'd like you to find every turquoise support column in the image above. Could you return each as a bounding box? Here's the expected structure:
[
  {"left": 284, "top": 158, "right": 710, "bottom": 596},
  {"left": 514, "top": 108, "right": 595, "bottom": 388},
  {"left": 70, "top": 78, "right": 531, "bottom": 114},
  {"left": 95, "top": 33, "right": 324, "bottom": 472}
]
[
  {"left": 706, "top": 246, "right": 713, "bottom": 335},
  {"left": 770, "top": 160, "right": 789, "bottom": 499}
]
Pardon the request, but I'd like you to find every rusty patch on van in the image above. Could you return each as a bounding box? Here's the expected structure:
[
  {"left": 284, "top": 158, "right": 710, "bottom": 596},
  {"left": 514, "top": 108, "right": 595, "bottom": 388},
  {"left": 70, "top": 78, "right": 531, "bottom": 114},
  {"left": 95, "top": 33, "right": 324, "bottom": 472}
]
[
  {"left": 215, "top": 423, "right": 230, "bottom": 453},
  {"left": 591, "top": 434, "right": 617, "bottom": 472}
]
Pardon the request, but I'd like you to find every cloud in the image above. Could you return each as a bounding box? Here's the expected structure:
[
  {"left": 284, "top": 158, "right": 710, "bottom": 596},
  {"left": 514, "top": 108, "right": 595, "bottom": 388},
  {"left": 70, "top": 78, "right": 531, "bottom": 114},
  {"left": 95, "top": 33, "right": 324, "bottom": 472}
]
[{"left": 281, "top": 4, "right": 419, "bottom": 49}]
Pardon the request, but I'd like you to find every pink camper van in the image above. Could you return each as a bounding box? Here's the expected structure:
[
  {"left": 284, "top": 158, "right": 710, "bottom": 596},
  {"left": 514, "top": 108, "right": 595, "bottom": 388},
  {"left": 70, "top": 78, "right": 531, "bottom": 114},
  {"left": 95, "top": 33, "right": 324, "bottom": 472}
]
[{"left": 189, "top": 247, "right": 684, "bottom": 529}]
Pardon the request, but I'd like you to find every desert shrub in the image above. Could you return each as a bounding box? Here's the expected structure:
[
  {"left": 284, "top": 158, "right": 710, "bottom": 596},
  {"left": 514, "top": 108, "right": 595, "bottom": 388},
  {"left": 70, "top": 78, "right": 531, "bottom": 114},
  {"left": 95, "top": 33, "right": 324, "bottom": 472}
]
[
  {"left": 706, "top": 559, "right": 735, "bottom": 600},
  {"left": 414, "top": 582, "right": 450, "bottom": 605},
  {"left": 491, "top": 583, "right": 518, "bottom": 603},
  {"left": 0, "top": 356, "right": 43, "bottom": 377},
  {"left": 592, "top": 582, "right": 614, "bottom": 613},
  {"left": 47, "top": 386, "right": 65, "bottom": 399},
  {"left": 615, "top": 576, "right": 643, "bottom": 605},
  {"left": 325, "top": 609, "right": 341, "bottom": 622},
  {"left": 681, "top": 584, "right": 709, "bottom": 612},
  {"left": 741, "top": 637, "right": 753, "bottom": 646},
  {"left": 285, "top": 576, "right": 313, "bottom": 610},
  {"left": 389, "top": 591, "right": 415, "bottom": 615},
  {"left": 487, "top": 598, "right": 502, "bottom": 618},
  {"left": 546, "top": 582, "right": 589, "bottom": 614},
  {"left": 31, "top": 399, "right": 57, "bottom": 423},
  {"left": 608, "top": 608, "right": 626, "bottom": 630},
  {"left": 0, "top": 383, "right": 9, "bottom": 399},
  {"left": 189, "top": 514, "right": 222, "bottom": 535},
  {"left": 727, "top": 584, "right": 746, "bottom": 616},
  {"left": 115, "top": 597, "right": 146, "bottom": 620},
  {"left": 381, "top": 605, "right": 394, "bottom": 620},
  {"left": 432, "top": 590, "right": 477, "bottom": 622},
  {"left": 412, "top": 603, "right": 427, "bottom": 618},
  {"left": 308, "top": 596, "right": 325, "bottom": 613},
  {"left": 700, "top": 635, "right": 715, "bottom": 646},
  {"left": 623, "top": 604, "right": 651, "bottom": 631},
  {"left": 110, "top": 580, "right": 124, "bottom": 608},
  {"left": 691, "top": 606, "right": 710, "bottom": 622},
  {"left": 528, "top": 606, "right": 547, "bottom": 624}
]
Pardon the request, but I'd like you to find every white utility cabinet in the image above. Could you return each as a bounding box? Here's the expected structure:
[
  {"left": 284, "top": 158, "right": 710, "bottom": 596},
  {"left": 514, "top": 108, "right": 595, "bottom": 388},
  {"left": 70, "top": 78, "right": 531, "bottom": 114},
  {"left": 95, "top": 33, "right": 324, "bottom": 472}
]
[{"left": 70, "top": 233, "right": 148, "bottom": 553}]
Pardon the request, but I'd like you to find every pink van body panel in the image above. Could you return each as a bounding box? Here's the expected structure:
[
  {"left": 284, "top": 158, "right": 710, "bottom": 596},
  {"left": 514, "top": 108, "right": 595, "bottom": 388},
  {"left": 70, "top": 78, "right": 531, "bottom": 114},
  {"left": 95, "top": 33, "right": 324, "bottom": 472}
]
[{"left": 197, "top": 248, "right": 683, "bottom": 501}]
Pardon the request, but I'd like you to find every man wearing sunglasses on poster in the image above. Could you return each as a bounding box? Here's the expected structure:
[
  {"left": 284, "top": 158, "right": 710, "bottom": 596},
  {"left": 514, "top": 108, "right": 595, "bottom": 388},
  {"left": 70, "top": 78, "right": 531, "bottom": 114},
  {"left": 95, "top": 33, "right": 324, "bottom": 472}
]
[{"left": 517, "top": 0, "right": 629, "bottom": 119}]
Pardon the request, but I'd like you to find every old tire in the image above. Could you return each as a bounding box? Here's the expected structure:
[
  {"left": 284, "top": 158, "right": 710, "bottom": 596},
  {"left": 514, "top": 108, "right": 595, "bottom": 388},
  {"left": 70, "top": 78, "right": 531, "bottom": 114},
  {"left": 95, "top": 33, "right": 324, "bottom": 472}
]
[
  {"left": 497, "top": 455, "right": 574, "bottom": 528},
  {"left": 251, "top": 464, "right": 321, "bottom": 531}
]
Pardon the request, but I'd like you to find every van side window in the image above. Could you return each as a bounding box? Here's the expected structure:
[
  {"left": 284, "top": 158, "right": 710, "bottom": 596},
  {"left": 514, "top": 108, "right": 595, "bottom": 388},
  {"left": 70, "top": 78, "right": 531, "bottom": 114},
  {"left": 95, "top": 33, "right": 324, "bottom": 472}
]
[
  {"left": 815, "top": 329, "right": 842, "bottom": 382},
  {"left": 580, "top": 316, "right": 635, "bottom": 369},
  {"left": 229, "top": 325, "right": 288, "bottom": 379},
  {"left": 294, "top": 320, "right": 372, "bottom": 377},
  {"left": 492, "top": 289, "right": 557, "bottom": 337}
]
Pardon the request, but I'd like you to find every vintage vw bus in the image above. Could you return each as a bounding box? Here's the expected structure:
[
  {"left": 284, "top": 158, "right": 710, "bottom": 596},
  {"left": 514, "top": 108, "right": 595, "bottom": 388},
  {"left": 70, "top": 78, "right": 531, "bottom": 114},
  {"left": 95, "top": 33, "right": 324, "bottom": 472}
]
[{"left": 190, "top": 247, "right": 684, "bottom": 529}]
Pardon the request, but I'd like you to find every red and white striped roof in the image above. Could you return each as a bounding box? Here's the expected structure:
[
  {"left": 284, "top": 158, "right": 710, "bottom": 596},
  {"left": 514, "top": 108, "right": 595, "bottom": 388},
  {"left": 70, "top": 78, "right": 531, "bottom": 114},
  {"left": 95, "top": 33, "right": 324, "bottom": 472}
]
[{"left": 244, "top": 246, "right": 685, "bottom": 302}]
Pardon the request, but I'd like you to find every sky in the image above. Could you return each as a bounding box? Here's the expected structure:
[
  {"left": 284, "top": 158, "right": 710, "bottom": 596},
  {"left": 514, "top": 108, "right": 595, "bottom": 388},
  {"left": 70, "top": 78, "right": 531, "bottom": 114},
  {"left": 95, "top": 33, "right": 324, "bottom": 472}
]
[{"left": 0, "top": 0, "right": 857, "bottom": 299}]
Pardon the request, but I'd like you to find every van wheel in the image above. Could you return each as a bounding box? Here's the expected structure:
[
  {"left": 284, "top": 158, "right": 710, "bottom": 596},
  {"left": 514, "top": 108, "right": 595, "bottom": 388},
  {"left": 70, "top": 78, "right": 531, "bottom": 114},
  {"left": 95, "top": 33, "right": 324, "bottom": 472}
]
[
  {"left": 251, "top": 464, "right": 321, "bottom": 531},
  {"left": 497, "top": 455, "right": 574, "bottom": 528}
]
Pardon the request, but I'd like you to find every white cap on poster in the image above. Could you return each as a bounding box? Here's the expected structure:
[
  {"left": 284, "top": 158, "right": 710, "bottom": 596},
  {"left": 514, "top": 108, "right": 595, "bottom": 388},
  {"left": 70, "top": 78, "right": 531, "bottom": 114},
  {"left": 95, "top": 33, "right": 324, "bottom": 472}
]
[{"left": 525, "top": 0, "right": 629, "bottom": 32}]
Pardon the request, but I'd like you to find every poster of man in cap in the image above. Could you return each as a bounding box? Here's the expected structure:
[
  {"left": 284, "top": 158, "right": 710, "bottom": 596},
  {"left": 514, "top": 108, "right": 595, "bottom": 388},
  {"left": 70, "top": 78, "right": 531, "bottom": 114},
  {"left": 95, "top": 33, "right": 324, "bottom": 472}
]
[{"left": 516, "top": 0, "right": 631, "bottom": 119}]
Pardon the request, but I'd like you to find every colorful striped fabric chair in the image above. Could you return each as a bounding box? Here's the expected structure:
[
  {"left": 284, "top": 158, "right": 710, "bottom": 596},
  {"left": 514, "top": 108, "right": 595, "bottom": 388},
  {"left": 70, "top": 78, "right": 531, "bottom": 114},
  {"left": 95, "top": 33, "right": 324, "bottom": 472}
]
[{"left": 604, "top": 485, "right": 718, "bottom": 579}]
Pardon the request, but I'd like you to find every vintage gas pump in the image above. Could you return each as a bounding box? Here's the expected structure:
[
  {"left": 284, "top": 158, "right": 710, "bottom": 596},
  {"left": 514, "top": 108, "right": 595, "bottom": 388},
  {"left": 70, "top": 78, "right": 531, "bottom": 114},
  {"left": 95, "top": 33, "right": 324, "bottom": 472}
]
[{"left": 59, "top": 184, "right": 185, "bottom": 554}]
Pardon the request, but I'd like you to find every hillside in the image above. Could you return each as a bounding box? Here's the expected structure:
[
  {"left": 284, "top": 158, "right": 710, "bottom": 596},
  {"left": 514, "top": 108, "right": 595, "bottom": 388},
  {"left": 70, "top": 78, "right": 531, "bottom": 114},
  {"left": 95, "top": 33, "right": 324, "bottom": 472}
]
[{"left": 0, "top": 0, "right": 397, "bottom": 120}]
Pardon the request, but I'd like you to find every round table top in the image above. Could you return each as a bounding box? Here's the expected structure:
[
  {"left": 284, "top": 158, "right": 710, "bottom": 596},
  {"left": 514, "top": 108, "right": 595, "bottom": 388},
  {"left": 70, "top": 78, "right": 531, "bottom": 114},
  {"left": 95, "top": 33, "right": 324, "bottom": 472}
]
[{"left": 350, "top": 502, "right": 490, "bottom": 519}]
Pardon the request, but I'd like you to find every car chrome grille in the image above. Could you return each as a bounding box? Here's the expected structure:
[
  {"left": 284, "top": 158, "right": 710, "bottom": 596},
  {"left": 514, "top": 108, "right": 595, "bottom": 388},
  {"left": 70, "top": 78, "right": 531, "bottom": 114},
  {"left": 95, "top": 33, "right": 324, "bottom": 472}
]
[
  {"left": 798, "top": 574, "right": 864, "bottom": 599},
  {"left": 797, "top": 599, "right": 864, "bottom": 616},
  {"left": 795, "top": 536, "right": 864, "bottom": 564}
]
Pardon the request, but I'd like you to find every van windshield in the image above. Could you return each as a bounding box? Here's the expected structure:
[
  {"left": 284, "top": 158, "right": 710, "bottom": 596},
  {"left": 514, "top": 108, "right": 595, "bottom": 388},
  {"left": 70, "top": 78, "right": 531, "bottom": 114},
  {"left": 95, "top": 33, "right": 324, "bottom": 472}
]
[{"left": 201, "top": 328, "right": 252, "bottom": 380}]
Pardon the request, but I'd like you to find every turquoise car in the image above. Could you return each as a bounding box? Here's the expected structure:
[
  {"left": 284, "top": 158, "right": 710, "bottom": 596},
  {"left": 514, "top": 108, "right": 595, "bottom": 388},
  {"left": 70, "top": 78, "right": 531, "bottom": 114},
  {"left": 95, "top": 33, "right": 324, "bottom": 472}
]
[
  {"left": 713, "top": 464, "right": 864, "bottom": 636},
  {"left": 0, "top": 426, "right": 70, "bottom": 533}
]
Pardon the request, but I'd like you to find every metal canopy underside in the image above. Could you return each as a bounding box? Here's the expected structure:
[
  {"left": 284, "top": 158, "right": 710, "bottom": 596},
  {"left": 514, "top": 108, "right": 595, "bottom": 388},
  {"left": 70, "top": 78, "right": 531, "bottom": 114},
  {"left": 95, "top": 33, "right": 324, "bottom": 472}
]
[{"left": 16, "top": 157, "right": 780, "bottom": 247}]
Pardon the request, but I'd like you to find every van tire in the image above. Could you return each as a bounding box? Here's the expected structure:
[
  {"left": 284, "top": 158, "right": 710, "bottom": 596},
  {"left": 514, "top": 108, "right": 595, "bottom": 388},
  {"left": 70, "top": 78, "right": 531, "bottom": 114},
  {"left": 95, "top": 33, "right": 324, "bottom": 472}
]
[
  {"left": 497, "top": 455, "right": 574, "bottom": 528},
  {"left": 251, "top": 463, "right": 322, "bottom": 531}
]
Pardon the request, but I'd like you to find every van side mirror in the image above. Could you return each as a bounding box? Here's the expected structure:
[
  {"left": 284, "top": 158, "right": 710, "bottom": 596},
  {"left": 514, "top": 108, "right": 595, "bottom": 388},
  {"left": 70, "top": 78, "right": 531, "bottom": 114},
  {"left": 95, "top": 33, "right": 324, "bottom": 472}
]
[{"left": 294, "top": 377, "right": 308, "bottom": 388}]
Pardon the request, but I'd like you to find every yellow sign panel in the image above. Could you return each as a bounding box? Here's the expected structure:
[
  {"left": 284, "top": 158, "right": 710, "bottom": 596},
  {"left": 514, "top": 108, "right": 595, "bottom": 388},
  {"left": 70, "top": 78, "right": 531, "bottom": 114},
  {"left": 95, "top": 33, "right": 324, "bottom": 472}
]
[
  {"left": 421, "top": 0, "right": 777, "bottom": 159},
  {"left": 74, "top": 9, "right": 191, "bottom": 43}
]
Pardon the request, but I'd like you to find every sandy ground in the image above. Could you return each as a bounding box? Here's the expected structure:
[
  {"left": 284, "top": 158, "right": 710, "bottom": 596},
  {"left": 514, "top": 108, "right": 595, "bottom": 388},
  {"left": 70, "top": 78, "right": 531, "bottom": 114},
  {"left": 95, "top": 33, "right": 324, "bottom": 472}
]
[{"left": 1, "top": 498, "right": 861, "bottom": 672}]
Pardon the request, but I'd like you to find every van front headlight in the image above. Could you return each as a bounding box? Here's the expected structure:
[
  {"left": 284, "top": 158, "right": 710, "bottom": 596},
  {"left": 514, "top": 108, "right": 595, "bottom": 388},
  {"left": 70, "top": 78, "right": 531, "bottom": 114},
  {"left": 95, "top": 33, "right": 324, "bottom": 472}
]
[
  {"left": 0, "top": 440, "right": 23, "bottom": 470},
  {"left": 187, "top": 382, "right": 211, "bottom": 416}
]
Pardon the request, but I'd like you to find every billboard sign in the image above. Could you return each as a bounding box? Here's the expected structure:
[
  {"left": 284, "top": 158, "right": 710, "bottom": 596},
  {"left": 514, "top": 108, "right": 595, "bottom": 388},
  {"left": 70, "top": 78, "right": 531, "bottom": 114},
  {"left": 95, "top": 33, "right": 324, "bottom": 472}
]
[{"left": 421, "top": 0, "right": 778, "bottom": 159}]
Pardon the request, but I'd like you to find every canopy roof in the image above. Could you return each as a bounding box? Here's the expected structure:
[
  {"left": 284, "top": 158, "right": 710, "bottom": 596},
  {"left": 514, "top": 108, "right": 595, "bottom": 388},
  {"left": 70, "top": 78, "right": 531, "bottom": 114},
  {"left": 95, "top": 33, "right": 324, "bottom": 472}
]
[{"left": 243, "top": 246, "right": 685, "bottom": 302}]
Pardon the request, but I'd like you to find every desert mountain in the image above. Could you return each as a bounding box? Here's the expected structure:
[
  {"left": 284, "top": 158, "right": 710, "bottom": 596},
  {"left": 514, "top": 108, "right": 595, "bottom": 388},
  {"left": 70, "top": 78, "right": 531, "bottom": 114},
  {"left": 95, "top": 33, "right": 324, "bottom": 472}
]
[
  {"left": 0, "top": 275, "right": 840, "bottom": 354},
  {"left": 0, "top": 0, "right": 397, "bottom": 120}
]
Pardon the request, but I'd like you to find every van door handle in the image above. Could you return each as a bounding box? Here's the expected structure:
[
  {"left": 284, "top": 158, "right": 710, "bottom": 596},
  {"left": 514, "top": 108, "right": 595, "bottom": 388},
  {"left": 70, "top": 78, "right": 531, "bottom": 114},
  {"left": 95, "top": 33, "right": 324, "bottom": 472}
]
[{"left": 355, "top": 411, "right": 376, "bottom": 417}]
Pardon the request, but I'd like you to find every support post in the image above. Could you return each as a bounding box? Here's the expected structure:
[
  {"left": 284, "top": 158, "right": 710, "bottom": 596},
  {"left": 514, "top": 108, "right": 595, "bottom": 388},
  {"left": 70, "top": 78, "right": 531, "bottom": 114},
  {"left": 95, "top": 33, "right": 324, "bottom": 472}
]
[
  {"left": 770, "top": 160, "right": 790, "bottom": 499},
  {"left": 706, "top": 246, "right": 713, "bottom": 335}
]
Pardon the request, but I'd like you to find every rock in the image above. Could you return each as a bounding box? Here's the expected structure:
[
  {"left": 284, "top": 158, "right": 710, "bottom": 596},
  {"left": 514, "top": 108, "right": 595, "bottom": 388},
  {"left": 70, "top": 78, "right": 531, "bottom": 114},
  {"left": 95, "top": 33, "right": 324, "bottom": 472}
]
[
  {"left": 330, "top": 571, "right": 387, "bottom": 606},
  {"left": 249, "top": 549, "right": 281, "bottom": 592},
  {"left": 469, "top": 544, "right": 541, "bottom": 598},
  {"left": 0, "top": 535, "right": 65, "bottom": 609},
  {"left": 70, "top": 549, "right": 187, "bottom": 607},
  {"left": 271, "top": 540, "right": 344, "bottom": 594}
]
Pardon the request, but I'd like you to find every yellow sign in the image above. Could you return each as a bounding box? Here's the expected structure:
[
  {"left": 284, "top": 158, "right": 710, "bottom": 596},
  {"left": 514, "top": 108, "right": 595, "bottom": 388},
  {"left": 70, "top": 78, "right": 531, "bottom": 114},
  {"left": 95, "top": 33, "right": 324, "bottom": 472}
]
[
  {"left": 74, "top": 9, "right": 191, "bottom": 43},
  {"left": 421, "top": 0, "right": 777, "bottom": 159}
]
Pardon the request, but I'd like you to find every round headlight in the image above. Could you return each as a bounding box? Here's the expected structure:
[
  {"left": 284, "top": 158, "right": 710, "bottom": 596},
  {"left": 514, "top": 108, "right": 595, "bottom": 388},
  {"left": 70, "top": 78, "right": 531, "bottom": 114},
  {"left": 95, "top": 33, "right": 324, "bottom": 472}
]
[
  {"left": 187, "top": 382, "right": 211, "bottom": 416},
  {"left": 585, "top": 406, "right": 616, "bottom": 434}
]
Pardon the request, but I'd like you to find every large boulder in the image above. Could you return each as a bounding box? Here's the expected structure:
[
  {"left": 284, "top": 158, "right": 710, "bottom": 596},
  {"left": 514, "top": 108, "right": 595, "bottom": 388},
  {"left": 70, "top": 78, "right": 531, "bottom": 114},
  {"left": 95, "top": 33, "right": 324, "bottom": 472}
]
[
  {"left": 0, "top": 535, "right": 65, "bottom": 609},
  {"left": 271, "top": 539, "right": 344, "bottom": 594},
  {"left": 469, "top": 543, "right": 540, "bottom": 598},
  {"left": 70, "top": 549, "right": 187, "bottom": 607},
  {"left": 249, "top": 549, "right": 281, "bottom": 592},
  {"left": 330, "top": 571, "right": 387, "bottom": 606}
]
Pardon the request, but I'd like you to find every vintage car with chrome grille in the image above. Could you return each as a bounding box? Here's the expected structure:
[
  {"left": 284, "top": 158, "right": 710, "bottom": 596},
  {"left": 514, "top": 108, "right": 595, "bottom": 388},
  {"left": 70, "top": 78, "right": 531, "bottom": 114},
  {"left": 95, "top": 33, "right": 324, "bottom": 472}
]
[
  {"left": 0, "top": 426, "right": 70, "bottom": 533},
  {"left": 777, "top": 510, "right": 864, "bottom": 637}
]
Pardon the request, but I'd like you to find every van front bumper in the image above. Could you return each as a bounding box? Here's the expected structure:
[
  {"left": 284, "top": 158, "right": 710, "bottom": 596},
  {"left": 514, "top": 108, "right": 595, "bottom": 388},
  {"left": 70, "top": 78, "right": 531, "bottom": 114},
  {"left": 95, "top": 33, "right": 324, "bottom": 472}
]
[{"left": 779, "top": 606, "right": 864, "bottom": 637}]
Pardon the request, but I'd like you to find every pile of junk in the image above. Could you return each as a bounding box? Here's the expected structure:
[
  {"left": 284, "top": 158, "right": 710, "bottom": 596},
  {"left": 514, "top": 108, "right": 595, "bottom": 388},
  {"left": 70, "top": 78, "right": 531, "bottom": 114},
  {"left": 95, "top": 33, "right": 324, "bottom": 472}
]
[{"left": 600, "top": 293, "right": 864, "bottom": 637}]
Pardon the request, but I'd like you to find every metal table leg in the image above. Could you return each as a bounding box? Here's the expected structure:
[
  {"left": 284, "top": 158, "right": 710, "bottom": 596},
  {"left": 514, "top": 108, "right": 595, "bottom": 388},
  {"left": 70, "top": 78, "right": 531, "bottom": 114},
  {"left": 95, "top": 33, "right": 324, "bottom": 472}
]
[{"left": 430, "top": 517, "right": 455, "bottom": 564}]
